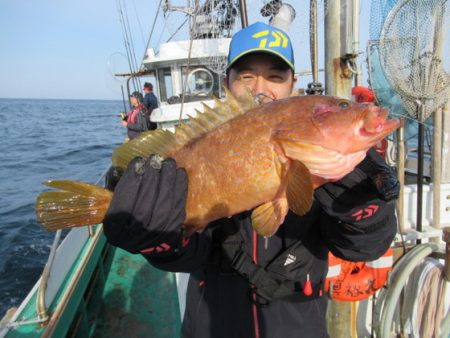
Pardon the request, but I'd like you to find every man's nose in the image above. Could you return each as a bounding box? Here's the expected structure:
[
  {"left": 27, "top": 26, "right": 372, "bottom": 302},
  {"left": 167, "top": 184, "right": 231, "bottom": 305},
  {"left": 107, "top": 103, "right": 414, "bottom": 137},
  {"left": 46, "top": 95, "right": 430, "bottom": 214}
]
[
  {"left": 252, "top": 75, "right": 267, "bottom": 94},
  {"left": 252, "top": 76, "right": 273, "bottom": 103}
]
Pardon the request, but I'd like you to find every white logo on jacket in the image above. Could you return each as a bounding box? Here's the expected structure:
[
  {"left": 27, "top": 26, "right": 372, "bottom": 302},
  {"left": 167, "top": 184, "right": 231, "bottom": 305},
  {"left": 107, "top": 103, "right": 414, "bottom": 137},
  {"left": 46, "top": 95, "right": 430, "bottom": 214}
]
[{"left": 284, "top": 254, "right": 296, "bottom": 266}]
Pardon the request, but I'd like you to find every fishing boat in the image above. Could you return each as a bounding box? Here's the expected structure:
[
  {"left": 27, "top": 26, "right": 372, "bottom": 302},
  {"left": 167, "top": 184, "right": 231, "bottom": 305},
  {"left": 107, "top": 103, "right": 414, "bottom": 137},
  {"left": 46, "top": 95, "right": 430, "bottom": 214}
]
[{"left": 1, "top": 1, "right": 450, "bottom": 337}]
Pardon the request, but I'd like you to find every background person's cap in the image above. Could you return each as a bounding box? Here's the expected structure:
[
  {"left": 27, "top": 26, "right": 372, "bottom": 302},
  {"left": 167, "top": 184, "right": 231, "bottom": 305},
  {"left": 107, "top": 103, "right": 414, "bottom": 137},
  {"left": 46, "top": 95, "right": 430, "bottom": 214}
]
[
  {"left": 143, "top": 82, "right": 153, "bottom": 90},
  {"left": 130, "top": 91, "right": 143, "bottom": 102},
  {"left": 227, "top": 21, "right": 295, "bottom": 71}
]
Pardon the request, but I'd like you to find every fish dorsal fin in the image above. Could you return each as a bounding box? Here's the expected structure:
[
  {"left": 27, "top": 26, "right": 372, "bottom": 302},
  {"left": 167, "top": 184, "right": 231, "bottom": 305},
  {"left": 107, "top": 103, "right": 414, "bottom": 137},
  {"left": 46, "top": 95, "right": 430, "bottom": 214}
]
[
  {"left": 112, "top": 129, "right": 180, "bottom": 169},
  {"left": 251, "top": 198, "right": 289, "bottom": 237},
  {"left": 112, "top": 88, "right": 256, "bottom": 169},
  {"left": 286, "top": 160, "right": 313, "bottom": 216}
]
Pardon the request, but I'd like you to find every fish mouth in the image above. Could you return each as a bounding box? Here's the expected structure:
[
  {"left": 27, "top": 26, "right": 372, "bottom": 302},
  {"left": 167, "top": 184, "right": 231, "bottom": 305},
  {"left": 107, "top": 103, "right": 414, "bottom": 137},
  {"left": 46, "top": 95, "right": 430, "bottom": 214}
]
[{"left": 358, "top": 106, "right": 401, "bottom": 145}]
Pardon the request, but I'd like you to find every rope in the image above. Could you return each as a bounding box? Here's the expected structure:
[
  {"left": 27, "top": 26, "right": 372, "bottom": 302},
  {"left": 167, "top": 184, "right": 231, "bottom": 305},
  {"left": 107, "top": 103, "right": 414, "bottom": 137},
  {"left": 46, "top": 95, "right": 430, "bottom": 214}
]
[{"left": 415, "top": 260, "right": 445, "bottom": 337}]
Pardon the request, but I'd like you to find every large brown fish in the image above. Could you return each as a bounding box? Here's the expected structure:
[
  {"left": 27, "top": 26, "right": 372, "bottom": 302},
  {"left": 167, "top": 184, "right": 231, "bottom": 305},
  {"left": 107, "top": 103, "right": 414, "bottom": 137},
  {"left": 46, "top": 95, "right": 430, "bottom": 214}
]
[{"left": 35, "top": 91, "right": 400, "bottom": 237}]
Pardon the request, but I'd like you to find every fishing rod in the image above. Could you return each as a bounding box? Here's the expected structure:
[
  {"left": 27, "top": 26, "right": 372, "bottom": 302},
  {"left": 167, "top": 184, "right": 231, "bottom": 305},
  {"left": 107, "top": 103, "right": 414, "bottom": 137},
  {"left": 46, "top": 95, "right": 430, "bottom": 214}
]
[
  {"left": 122, "top": 1, "right": 142, "bottom": 90},
  {"left": 120, "top": 84, "right": 129, "bottom": 116},
  {"left": 116, "top": 0, "right": 140, "bottom": 92}
]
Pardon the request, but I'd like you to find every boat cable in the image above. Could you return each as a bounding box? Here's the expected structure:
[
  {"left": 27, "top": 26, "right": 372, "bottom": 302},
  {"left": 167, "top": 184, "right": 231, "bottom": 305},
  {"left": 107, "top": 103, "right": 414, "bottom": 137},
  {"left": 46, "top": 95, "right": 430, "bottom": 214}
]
[
  {"left": 178, "top": 3, "right": 199, "bottom": 124},
  {"left": 131, "top": 0, "right": 146, "bottom": 47},
  {"left": 154, "top": 11, "right": 171, "bottom": 54},
  {"left": 165, "top": 17, "right": 189, "bottom": 44},
  {"left": 141, "top": 0, "right": 164, "bottom": 68}
]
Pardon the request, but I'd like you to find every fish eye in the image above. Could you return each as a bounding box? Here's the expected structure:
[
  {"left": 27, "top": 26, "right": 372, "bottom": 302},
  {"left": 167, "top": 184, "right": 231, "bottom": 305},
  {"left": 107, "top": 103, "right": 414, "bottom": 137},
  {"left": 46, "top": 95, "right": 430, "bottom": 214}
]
[{"left": 339, "top": 101, "right": 350, "bottom": 109}]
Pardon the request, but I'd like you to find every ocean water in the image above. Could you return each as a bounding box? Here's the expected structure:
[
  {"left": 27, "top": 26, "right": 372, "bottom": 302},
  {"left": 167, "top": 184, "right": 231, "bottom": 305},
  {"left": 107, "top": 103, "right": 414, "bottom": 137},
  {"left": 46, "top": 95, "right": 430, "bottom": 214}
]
[{"left": 0, "top": 98, "right": 125, "bottom": 317}]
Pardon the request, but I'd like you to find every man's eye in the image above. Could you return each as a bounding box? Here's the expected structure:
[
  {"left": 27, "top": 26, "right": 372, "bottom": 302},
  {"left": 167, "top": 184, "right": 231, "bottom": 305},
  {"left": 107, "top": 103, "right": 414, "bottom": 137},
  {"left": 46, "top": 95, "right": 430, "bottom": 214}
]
[
  {"left": 270, "top": 75, "right": 283, "bottom": 80},
  {"left": 240, "top": 75, "right": 254, "bottom": 82}
]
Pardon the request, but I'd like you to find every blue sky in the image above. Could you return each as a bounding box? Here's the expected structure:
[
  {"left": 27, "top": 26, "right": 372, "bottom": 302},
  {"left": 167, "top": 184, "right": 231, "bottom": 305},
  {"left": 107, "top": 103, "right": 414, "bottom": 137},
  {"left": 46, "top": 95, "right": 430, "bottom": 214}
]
[
  {"left": 0, "top": 1, "right": 372, "bottom": 100},
  {"left": 0, "top": 0, "right": 154, "bottom": 100}
]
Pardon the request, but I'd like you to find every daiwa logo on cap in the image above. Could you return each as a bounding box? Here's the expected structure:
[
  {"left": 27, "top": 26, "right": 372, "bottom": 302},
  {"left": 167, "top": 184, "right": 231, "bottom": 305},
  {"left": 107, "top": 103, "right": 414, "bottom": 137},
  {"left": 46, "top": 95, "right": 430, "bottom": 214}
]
[
  {"left": 252, "top": 29, "right": 289, "bottom": 48},
  {"left": 227, "top": 21, "right": 295, "bottom": 71}
]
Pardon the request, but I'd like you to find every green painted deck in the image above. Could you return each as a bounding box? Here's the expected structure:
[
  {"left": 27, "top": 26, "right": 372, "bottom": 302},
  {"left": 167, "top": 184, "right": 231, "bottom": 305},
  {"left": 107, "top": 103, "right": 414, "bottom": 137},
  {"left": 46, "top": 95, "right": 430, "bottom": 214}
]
[
  {"left": 89, "top": 246, "right": 181, "bottom": 338},
  {"left": 3, "top": 230, "right": 181, "bottom": 338}
]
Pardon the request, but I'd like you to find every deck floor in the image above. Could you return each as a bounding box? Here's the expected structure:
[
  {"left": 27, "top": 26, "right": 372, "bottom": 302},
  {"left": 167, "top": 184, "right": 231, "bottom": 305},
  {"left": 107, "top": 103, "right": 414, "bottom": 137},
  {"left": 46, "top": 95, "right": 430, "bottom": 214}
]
[{"left": 90, "top": 246, "right": 181, "bottom": 338}]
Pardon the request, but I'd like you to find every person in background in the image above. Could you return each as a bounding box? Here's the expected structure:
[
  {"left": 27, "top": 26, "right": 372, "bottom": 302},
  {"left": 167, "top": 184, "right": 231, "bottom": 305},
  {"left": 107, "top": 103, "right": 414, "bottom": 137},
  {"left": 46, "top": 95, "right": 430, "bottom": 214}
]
[
  {"left": 143, "top": 82, "right": 158, "bottom": 130},
  {"left": 104, "top": 22, "right": 399, "bottom": 338},
  {"left": 123, "top": 91, "right": 148, "bottom": 140},
  {"left": 352, "top": 85, "right": 375, "bottom": 104}
]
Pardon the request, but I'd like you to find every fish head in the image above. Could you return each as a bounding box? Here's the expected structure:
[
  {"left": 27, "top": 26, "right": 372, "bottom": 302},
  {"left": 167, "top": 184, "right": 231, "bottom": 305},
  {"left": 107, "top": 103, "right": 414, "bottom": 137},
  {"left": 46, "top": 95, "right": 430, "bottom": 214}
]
[{"left": 308, "top": 97, "right": 401, "bottom": 154}]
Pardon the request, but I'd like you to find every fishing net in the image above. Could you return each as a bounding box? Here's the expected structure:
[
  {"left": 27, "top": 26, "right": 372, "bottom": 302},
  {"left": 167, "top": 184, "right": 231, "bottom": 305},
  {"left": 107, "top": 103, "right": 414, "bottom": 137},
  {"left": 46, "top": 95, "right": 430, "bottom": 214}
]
[
  {"left": 368, "top": 0, "right": 403, "bottom": 115},
  {"left": 379, "top": 0, "right": 450, "bottom": 122}
]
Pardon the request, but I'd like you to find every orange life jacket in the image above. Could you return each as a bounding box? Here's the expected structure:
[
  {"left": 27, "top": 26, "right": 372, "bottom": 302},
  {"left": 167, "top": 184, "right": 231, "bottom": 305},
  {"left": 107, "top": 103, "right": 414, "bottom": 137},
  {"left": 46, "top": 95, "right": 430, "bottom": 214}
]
[{"left": 324, "top": 248, "right": 393, "bottom": 301}]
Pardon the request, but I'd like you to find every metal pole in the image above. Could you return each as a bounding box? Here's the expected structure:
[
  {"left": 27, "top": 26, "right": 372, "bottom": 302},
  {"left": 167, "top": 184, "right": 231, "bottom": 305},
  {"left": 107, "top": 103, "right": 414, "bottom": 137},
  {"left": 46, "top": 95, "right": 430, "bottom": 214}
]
[
  {"left": 306, "top": 0, "right": 324, "bottom": 95},
  {"left": 442, "top": 104, "right": 450, "bottom": 183},
  {"left": 417, "top": 105, "right": 425, "bottom": 236},
  {"left": 238, "top": 0, "right": 248, "bottom": 28},
  {"left": 352, "top": 0, "right": 360, "bottom": 86},
  {"left": 324, "top": 0, "right": 352, "bottom": 98},
  {"left": 325, "top": 1, "right": 354, "bottom": 337},
  {"left": 310, "top": 0, "right": 318, "bottom": 83},
  {"left": 397, "top": 127, "right": 406, "bottom": 233},
  {"left": 432, "top": 108, "right": 442, "bottom": 232}
]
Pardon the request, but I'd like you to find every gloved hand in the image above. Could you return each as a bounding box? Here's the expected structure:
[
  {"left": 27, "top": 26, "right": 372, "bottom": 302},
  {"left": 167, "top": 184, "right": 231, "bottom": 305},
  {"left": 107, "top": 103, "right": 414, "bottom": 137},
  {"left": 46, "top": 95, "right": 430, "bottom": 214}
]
[
  {"left": 103, "top": 155, "right": 188, "bottom": 254},
  {"left": 314, "top": 148, "right": 399, "bottom": 224},
  {"left": 105, "top": 166, "right": 124, "bottom": 191}
]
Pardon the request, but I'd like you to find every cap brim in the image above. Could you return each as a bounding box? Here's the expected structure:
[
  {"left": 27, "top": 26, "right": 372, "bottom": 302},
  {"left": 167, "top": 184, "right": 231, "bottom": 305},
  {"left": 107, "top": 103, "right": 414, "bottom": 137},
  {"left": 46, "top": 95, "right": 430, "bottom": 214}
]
[{"left": 227, "top": 48, "right": 295, "bottom": 71}]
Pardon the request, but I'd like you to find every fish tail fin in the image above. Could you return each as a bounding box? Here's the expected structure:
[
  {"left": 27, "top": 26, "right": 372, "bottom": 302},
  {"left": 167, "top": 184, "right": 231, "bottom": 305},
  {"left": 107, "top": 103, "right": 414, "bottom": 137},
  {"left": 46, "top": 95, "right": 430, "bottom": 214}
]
[
  {"left": 35, "top": 180, "right": 113, "bottom": 231},
  {"left": 111, "top": 89, "right": 257, "bottom": 169}
]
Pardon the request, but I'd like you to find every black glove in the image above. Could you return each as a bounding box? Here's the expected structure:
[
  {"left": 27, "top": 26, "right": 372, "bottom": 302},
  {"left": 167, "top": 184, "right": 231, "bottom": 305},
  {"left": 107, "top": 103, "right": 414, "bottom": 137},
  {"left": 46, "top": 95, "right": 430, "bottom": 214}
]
[
  {"left": 105, "top": 166, "right": 124, "bottom": 191},
  {"left": 314, "top": 148, "right": 399, "bottom": 225},
  {"left": 103, "top": 155, "right": 188, "bottom": 254}
]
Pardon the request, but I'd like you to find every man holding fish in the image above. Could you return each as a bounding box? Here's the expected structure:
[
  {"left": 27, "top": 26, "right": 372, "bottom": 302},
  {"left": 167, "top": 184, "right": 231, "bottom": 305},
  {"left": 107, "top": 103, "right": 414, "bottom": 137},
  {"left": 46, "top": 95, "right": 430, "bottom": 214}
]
[{"left": 102, "top": 22, "right": 399, "bottom": 337}]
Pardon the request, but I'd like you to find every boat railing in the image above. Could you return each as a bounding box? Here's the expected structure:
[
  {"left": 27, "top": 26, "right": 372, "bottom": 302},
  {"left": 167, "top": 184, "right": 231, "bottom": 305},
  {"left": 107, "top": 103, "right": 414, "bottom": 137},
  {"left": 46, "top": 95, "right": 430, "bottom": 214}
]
[
  {"left": 35, "top": 165, "right": 110, "bottom": 322},
  {"left": 0, "top": 166, "right": 111, "bottom": 332}
]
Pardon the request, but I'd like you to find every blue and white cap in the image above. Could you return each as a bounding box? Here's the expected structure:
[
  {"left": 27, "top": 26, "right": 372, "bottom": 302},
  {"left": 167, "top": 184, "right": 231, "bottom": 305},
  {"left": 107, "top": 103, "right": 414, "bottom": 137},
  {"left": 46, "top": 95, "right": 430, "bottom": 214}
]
[{"left": 227, "top": 21, "right": 295, "bottom": 71}]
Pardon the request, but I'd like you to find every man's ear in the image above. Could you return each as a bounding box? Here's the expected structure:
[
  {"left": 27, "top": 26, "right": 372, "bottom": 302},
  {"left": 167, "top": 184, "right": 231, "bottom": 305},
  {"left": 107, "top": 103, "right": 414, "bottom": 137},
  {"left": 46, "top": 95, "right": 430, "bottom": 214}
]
[
  {"left": 223, "top": 76, "right": 229, "bottom": 89},
  {"left": 289, "top": 74, "right": 298, "bottom": 96}
]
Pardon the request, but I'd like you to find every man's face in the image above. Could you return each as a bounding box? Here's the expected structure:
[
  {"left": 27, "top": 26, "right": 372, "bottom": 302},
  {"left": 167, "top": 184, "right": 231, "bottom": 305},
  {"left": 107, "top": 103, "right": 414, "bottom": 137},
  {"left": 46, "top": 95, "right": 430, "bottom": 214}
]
[{"left": 225, "top": 53, "right": 295, "bottom": 103}]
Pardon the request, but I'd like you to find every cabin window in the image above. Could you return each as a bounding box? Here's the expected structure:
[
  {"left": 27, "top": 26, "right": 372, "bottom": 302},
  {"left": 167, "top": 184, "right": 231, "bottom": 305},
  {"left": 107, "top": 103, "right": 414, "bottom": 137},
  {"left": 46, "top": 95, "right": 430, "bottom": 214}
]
[
  {"left": 157, "top": 67, "right": 173, "bottom": 102},
  {"left": 180, "top": 66, "right": 224, "bottom": 101}
]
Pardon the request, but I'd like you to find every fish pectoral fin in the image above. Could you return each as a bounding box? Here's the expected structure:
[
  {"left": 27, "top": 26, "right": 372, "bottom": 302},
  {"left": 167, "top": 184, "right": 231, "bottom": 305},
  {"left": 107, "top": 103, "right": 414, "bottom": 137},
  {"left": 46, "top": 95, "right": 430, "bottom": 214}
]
[
  {"left": 251, "top": 198, "right": 288, "bottom": 237},
  {"left": 276, "top": 139, "right": 330, "bottom": 164},
  {"left": 286, "top": 160, "right": 313, "bottom": 216}
]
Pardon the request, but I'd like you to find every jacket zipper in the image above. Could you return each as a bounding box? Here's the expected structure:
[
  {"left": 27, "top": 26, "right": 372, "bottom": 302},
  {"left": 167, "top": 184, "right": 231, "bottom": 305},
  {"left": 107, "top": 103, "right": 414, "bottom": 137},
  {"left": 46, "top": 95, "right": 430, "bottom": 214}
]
[{"left": 252, "top": 230, "right": 261, "bottom": 338}]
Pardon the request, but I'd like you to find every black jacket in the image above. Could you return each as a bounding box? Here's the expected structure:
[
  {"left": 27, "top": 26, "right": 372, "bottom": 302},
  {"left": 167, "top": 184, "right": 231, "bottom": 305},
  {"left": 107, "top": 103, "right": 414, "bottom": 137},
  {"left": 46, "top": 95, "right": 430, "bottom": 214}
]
[
  {"left": 142, "top": 150, "right": 398, "bottom": 338},
  {"left": 143, "top": 92, "right": 158, "bottom": 130},
  {"left": 127, "top": 105, "right": 150, "bottom": 139}
]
